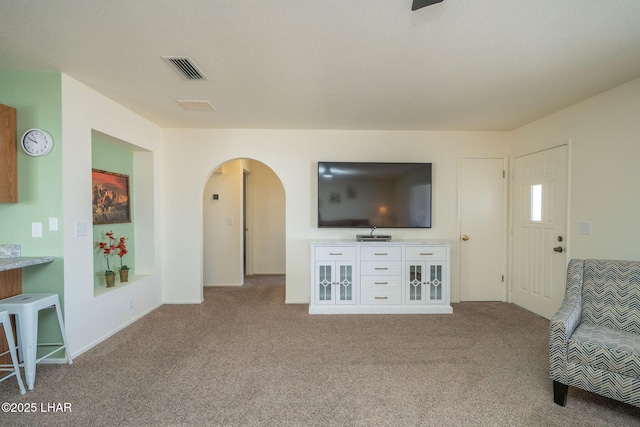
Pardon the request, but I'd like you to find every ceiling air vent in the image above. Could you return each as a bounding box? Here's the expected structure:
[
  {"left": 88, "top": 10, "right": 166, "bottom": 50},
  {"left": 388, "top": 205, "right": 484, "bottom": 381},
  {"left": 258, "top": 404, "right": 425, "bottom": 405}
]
[
  {"left": 162, "top": 56, "right": 208, "bottom": 80},
  {"left": 175, "top": 99, "right": 216, "bottom": 112}
]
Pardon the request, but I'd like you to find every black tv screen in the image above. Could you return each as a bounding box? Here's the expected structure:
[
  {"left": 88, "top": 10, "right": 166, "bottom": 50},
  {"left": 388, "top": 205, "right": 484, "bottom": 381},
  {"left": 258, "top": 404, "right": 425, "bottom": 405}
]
[{"left": 318, "top": 162, "right": 432, "bottom": 228}]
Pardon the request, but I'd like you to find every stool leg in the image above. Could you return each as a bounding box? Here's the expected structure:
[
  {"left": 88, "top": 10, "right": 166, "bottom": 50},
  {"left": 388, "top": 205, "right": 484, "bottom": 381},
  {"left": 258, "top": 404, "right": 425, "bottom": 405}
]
[
  {"left": 53, "top": 302, "right": 73, "bottom": 364},
  {"left": 15, "top": 315, "right": 23, "bottom": 364},
  {"left": 18, "top": 310, "right": 38, "bottom": 391},
  {"left": 2, "top": 318, "right": 26, "bottom": 394}
]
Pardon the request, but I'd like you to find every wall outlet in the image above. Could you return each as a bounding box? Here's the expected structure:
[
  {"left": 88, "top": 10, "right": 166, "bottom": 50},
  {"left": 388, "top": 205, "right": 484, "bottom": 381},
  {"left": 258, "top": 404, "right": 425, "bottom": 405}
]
[{"left": 128, "top": 298, "right": 134, "bottom": 309}]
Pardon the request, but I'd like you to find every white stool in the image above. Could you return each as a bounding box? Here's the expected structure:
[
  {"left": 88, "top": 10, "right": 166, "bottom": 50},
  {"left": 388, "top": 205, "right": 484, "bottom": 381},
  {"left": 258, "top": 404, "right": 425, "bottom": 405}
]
[
  {"left": 0, "top": 294, "right": 73, "bottom": 390},
  {"left": 0, "top": 310, "right": 26, "bottom": 394}
]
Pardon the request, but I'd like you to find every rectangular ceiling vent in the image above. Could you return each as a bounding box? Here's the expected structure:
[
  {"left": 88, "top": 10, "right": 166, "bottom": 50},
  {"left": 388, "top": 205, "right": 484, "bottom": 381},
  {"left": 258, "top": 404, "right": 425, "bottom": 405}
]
[
  {"left": 162, "top": 56, "right": 208, "bottom": 80},
  {"left": 175, "top": 99, "right": 216, "bottom": 112}
]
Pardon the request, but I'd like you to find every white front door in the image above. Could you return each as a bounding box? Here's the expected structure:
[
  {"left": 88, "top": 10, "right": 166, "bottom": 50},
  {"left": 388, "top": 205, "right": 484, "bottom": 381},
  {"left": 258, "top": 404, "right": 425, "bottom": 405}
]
[
  {"left": 459, "top": 157, "right": 507, "bottom": 301},
  {"left": 511, "top": 145, "right": 568, "bottom": 319}
]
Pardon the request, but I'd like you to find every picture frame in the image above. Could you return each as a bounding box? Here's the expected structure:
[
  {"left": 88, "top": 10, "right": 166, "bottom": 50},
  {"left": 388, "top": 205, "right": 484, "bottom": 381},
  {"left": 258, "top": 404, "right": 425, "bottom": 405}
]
[{"left": 92, "top": 169, "right": 131, "bottom": 224}]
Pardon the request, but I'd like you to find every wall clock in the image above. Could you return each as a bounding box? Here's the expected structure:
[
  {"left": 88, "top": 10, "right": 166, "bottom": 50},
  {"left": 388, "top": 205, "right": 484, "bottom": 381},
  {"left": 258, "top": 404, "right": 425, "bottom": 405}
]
[{"left": 21, "top": 128, "right": 54, "bottom": 156}]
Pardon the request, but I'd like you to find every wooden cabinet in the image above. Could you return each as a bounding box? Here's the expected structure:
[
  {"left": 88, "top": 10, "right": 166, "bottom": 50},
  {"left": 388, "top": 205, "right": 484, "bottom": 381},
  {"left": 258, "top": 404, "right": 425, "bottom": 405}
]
[
  {"left": 310, "top": 241, "right": 451, "bottom": 314},
  {"left": 0, "top": 103, "right": 18, "bottom": 203}
]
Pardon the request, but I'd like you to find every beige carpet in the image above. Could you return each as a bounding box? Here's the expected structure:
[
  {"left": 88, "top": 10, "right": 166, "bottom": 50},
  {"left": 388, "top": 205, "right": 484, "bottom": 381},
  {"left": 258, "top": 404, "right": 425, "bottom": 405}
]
[{"left": 1, "top": 275, "right": 639, "bottom": 426}]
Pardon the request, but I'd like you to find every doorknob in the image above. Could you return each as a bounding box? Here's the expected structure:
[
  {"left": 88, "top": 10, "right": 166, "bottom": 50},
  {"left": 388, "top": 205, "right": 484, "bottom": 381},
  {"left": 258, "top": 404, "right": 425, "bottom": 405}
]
[
  {"left": 462, "top": 235, "right": 469, "bottom": 241},
  {"left": 553, "top": 246, "right": 564, "bottom": 253}
]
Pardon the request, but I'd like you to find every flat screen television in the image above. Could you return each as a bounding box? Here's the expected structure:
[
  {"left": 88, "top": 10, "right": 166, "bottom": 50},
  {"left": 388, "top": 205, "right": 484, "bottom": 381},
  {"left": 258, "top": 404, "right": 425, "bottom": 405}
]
[{"left": 318, "top": 162, "right": 432, "bottom": 228}]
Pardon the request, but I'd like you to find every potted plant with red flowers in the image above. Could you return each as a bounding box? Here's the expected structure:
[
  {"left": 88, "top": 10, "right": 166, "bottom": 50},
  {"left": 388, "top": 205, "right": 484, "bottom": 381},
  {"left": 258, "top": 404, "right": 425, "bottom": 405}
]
[
  {"left": 97, "top": 231, "right": 117, "bottom": 287},
  {"left": 116, "top": 236, "right": 129, "bottom": 282}
]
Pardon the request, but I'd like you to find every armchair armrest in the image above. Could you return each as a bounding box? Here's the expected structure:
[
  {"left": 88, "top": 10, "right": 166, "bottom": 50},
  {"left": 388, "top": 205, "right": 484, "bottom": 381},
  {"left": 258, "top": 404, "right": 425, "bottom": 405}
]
[{"left": 549, "top": 259, "right": 584, "bottom": 383}]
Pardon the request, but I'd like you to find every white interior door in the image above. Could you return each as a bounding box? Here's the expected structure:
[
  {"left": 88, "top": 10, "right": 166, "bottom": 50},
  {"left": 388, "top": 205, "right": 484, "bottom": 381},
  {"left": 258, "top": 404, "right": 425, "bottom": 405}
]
[
  {"left": 459, "top": 157, "right": 507, "bottom": 301},
  {"left": 511, "top": 145, "right": 568, "bottom": 319}
]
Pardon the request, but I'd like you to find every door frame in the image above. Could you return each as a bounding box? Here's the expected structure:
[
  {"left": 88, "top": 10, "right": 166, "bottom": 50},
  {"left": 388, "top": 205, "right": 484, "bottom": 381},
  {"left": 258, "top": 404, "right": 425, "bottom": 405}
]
[
  {"left": 456, "top": 153, "right": 509, "bottom": 303},
  {"left": 243, "top": 168, "right": 254, "bottom": 277},
  {"left": 508, "top": 139, "right": 572, "bottom": 304}
]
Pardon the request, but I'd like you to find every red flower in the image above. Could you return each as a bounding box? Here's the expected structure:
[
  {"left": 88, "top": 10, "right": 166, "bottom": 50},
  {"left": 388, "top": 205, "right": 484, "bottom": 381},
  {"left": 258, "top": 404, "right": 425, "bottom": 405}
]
[
  {"left": 96, "top": 231, "right": 128, "bottom": 272},
  {"left": 116, "top": 236, "right": 129, "bottom": 270}
]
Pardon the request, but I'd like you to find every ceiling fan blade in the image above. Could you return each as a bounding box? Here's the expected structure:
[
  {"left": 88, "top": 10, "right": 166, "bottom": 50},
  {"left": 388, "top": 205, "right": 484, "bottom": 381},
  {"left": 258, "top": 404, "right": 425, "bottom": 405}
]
[{"left": 411, "top": 0, "right": 444, "bottom": 11}]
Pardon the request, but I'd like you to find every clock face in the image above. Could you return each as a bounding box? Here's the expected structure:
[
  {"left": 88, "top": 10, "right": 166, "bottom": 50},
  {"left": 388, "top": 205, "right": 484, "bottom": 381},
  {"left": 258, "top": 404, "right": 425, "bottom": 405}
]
[{"left": 21, "top": 129, "right": 53, "bottom": 156}]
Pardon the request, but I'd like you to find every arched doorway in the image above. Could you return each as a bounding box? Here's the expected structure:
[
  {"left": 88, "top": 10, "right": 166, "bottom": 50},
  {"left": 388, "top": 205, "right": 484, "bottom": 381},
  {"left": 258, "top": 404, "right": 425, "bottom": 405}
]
[{"left": 202, "top": 158, "right": 286, "bottom": 290}]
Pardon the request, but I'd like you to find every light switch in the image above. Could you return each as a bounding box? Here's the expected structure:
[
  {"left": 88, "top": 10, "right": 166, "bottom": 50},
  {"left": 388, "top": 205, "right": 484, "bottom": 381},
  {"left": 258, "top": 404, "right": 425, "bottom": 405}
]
[
  {"left": 227, "top": 217, "right": 233, "bottom": 225},
  {"left": 579, "top": 222, "right": 591, "bottom": 235},
  {"left": 49, "top": 217, "right": 58, "bottom": 231},
  {"left": 32, "top": 222, "right": 43, "bottom": 238},
  {"left": 75, "top": 221, "right": 87, "bottom": 237}
]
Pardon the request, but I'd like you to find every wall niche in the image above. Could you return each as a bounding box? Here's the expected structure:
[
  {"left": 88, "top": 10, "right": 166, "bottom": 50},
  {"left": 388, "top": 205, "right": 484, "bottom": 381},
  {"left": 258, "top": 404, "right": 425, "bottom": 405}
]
[{"left": 91, "top": 129, "right": 154, "bottom": 294}]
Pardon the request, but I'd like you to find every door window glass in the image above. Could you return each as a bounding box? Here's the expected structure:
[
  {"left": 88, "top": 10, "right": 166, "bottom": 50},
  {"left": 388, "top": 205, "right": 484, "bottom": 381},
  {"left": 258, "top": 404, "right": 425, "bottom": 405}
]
[{"left": 531, "top": 184, "right": 542, "bottom": 222}]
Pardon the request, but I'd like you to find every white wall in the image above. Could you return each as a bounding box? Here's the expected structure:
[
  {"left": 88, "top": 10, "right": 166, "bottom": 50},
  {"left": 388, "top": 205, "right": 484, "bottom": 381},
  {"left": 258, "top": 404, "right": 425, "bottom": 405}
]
[
  {"left": 162, "top": 129, "right": 509, "bottom": 304},
  {"left": 511, "top": 77, "right": 640, "bottom": 262},
  {"left": 61, "top": 74, "right": 164, "bottom": 357}
]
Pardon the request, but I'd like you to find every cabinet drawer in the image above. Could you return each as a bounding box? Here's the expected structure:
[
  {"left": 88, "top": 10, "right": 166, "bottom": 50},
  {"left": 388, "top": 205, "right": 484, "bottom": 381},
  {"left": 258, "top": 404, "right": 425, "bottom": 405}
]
[
  {"left": 360, "top": 246, "right": 402, "bottom": 261},
  {"left": 360, "top": 276, "right": 401, "bottom": 289},
  {"left": 360, "top": 261, "right": 402, "bottom": 276},
  {"left": 361, "top": 290, "right": 402, "bottom": 305},
  {"left": 405, "top": 246, "right": 447, "bottom": 260},
  {"left": 315, "top": 246, "right": 356, "bottom": 260}
]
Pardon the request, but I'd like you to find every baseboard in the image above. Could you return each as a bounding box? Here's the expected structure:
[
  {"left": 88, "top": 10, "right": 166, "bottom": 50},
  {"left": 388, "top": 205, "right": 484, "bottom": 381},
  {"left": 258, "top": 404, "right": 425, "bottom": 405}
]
[
  {"left": 164, "top": 299, "right": 203, "bottom": 304},
  {"left": 38, "top": 357, "right": 70, "bottom": 365},
  {"left": 204, "top": 283, "right": 242, "bottom": 287},
  {"left": 248, "top": 272, "right": 285, "bottom": 276},
  {"left": 285, "top": 299, "right": 309, "bottom": 304},
  {"left": 70, "top": 302, "right": 162, "bottom": 359}
]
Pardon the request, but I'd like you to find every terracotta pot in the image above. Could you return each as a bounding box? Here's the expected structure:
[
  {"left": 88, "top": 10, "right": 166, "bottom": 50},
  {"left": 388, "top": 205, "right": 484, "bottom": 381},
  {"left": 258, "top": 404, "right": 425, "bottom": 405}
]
[
  {"left": 119, "top": 269, "right": 129, "bottom": 282},
  {"left": 105, "top": 271, "right": 116, "bottom": 288}
]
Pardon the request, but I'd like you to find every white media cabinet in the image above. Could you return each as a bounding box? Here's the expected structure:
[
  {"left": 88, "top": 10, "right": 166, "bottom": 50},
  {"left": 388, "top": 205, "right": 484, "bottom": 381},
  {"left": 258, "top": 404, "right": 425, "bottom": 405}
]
[{"left": 309, "top": 240, "right": 452, "bottom": 314}]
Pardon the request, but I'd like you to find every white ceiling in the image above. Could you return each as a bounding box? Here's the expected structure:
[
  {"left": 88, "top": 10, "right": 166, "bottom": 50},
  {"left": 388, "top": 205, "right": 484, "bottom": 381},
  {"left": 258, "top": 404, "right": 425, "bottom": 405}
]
[{"left": 1, "top": 0, "right": 640, "bottom": 131}]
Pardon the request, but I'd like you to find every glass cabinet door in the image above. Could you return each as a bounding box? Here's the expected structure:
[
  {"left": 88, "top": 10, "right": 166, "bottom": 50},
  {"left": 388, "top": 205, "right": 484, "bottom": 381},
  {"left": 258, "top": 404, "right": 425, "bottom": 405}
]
[
  {"left": 406, "top": 262, "right": 445, "bottom": 304},
  {"left": 408, "top": 263, "right": 423, "bottom": 302},
  {"left": 317, "top": 264, "right": 333, "bottom": 303},
  {"left": 428, "top": 263, "right": 443, "bottom": 302},
  {"left": 336, "top": 263, "right": 354, "bottom": 304},
  {"left": 316, "top": 262, "right": 355, "bottom": 304},
  {"left": 405, "top": 262, "right": 427, "bottom": 304}
]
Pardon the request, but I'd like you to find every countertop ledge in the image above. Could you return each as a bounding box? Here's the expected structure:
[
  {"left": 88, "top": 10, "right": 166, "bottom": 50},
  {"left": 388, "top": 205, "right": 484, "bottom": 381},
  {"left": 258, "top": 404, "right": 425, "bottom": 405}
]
[{"left": 0, "top": 257, "right": 55, "bottom": 272}]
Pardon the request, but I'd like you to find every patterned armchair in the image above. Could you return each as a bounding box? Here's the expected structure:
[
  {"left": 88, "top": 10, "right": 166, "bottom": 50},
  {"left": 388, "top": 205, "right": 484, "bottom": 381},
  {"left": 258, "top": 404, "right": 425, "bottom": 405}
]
[{"left": 549, "top": 259, "right": 640, "bottom": 407}]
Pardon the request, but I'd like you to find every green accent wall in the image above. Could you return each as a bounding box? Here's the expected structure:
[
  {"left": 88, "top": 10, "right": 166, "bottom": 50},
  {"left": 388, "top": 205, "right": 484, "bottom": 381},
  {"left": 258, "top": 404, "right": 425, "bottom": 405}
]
[
  {"left": 0, "top": 72, "right": 65, "bottom": 349},
  {"left": 0, "top": 72, "right": 64, "bottom": 292},
  {"left": 92, "top": 131, "right": 136, "bottom": 288}
]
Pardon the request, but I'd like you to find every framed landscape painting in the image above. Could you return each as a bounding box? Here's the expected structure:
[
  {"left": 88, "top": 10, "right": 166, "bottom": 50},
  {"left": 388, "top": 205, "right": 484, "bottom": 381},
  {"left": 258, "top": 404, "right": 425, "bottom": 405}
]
[{"left": 92, "top": 169, "right": 131, "bottom": 224}]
